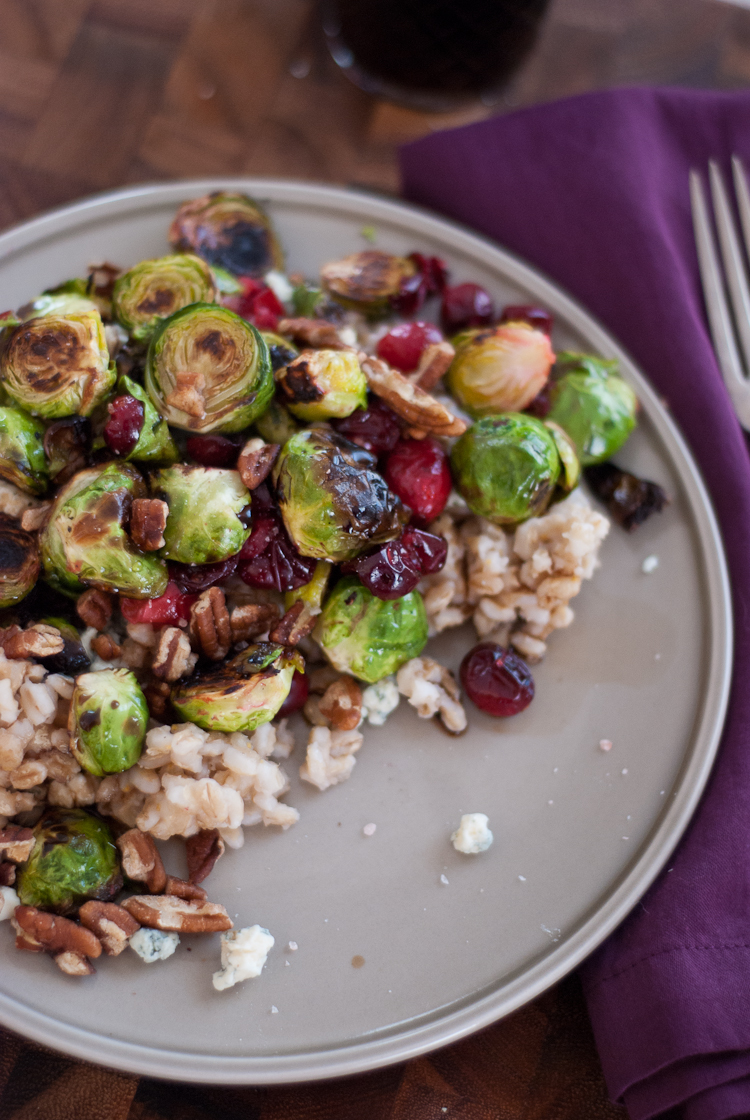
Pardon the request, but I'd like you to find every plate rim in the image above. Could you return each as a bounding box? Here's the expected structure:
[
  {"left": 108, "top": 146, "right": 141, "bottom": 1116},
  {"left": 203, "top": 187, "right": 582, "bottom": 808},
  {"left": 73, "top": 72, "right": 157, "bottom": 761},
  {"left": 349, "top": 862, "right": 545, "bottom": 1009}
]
[{"left": 0, "top": 178, "right": 733, "bottom": 1083}]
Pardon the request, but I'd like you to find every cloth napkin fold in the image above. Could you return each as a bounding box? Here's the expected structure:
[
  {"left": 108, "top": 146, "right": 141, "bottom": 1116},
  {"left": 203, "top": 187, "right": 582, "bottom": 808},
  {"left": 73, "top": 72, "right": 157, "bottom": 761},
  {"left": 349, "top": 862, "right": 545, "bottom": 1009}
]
[{"left": 400, "top": 86, "right": 750, "bottom": 1120}]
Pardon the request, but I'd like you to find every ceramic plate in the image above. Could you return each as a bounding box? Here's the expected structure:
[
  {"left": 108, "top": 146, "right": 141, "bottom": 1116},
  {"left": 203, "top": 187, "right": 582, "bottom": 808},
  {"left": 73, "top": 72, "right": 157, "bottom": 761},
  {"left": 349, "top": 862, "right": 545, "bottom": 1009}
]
[{"left": 0, "top": 181, "right": 732, "bottom": 1083}]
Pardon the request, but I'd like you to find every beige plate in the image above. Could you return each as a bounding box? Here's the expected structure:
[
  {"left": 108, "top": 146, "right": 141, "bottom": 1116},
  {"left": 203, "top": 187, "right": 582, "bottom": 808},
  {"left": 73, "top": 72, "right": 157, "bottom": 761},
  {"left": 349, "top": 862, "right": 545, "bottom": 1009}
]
[{"left": 0, "top": 181, "right": 732, "bottom": 1083}]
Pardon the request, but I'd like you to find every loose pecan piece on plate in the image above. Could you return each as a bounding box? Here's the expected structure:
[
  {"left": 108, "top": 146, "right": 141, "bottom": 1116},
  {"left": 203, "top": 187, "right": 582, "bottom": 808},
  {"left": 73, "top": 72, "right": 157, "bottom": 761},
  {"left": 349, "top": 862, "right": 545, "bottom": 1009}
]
[
  {"left": 122, "top": 894, "right": 233, "bottom": 933},
  {"left": 79, "top": 900, "right": 140, "bottom": 956},
  {"left": 186, "top": 829, "right": 225, "bottom": 885}
]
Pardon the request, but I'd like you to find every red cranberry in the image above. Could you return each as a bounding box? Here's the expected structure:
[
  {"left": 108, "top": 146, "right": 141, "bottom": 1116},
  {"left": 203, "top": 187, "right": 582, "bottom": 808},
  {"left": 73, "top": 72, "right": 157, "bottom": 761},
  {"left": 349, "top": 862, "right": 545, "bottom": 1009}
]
[
  {"left": 404, "top": 525, "right": 447, "bottom": 574},
  {"left": 460, "top": 643, "right": 535, "bottom": 717},
  {"left": 120, "top": 581, "right": 197, "bottom": 627},
  {"left": 186, "top": 435, "right": 240, "bottom": 468},
  {"left": 238, "top": 495, "right": 317, "bottom": 592},
  {"left": 525, "top": 384, "right": 551, "bottom": 419},
  {"left": 499, "top": 305, "right": 553, "bottom": 336},
  {"left": 103, "top": 395, "right": 144, "bottom": 457},
  {"left": 383, "top": 438, "right": 452, "bottom": 523},
  {"left": 250, "top": 286, "right": 285, "bottom": 331},
  {"left": 391, "top": 254, "right": 449, "bottom": 314},
  {"left": 376, "top": 321, "right": 443, "bottom": 373},
  {"left": 277, "top": 671, "right": 309, "bottom": 718},
  {"left": 168, "top": 555, "right": 240, "bottom": 593},
  {"left": 440, "top": 283, "right": 494, "bottom": 334},
  {"left": 409, "top": 253, "right": 448, "bottom": 295},
  {"left": 342, "top": 526, "right": 446, "bottom": 600},
  {"left": 333, "top": 398, "right": 401, "bottom": 455}
]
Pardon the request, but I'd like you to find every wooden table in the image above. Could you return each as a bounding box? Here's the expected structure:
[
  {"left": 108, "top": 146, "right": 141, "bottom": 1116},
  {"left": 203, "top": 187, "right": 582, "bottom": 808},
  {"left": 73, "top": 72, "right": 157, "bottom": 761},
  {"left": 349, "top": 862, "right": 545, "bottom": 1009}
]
[{"left": 0, "top": 2, "right": 748, "bottom": 1116}]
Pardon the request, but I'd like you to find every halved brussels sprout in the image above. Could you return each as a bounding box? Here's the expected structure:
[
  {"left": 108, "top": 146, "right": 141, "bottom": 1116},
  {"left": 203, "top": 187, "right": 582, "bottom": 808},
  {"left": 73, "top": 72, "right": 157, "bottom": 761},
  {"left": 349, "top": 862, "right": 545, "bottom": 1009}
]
[
  {"left": 172, "top": 642, "right": 301, "bottom": 733},
  {"left": 40, "top": 461, "right": 169, "bottom": 598},
  {"left": 168, "top": 192, "right": 284, "bottom": 278},
  {"left": 145, "top": 303, "right": 273, "bottom": 433},
  {"left": 276, "top": 349, "right": 367, "bottom": 422},
  {"left": 320, "top": 251, "right": 416, "bottom": 312},
  {"left": 152, "top": 465, "right": 251, "bottom": 564},
  {"left": 253, "top": 396, "right": 300, "bottom": 444},
  {"left": 291, "top": 281, "right": 324, "bottom": 318},
  {"left": 70, "top": 669, "right": 149, "bottom": 777},
  {"left": 112, "top": 253, "right": 218, "bottom": 341},
  {"left": 544, "top": 420, "right": 580, "bottom": 491},
  {"left": 116, "top": 373, "right": 179, "bottom": 463},
  {"left": 16, "top": 808, "right": 121, "bottom": 915},
  {"left": 446, "top": 323, "right": 555, "bottom": 416},
  {"left": 273, "top": 429, "right": 407, "bottom": 563},
  {"left": 0, "top": 517, "right": 40, "bottom": 609},
  {"left": 451, "top": 414, "right": 561, "bottom": 524},
  {"left": 0, "top": 405, "right": 48, "bottom": 494},
  {"left": 546, "top": 353, "right": 637, "bottom": 466},
  {"left": 315, "top": 575, "right": 427, "bottom": 683},
  {"left": 260, "top": 330, "right": 298, "bottom": 373}
]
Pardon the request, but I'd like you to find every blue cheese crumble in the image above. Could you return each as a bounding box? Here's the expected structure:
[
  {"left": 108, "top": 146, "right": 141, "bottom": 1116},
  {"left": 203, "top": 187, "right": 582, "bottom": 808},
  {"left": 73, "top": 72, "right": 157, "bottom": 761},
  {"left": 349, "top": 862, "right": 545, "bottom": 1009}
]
[
  {"left": 213, "top": 925, "right": 274, "bottom": 991},
  {"left": 129, "top": 928, "right": 180, "bottom": 962},
  {"left": 361, "top": 677, "right": 400, "bottom": 726},
  {"left": 451, "top": 813, "right": 493, "bottom": 854}
]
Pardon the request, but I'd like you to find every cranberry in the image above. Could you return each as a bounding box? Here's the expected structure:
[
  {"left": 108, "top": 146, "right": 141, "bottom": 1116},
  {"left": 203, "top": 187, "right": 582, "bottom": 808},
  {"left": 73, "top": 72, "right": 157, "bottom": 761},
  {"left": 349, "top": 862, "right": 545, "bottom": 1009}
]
[
  {"left": 499, "top": 305, "right": 553, "bottom": 336},
  {"left": 409, "top": 253, "right": 448, "bottom": 295},
  {"left": 383, "top": 438, "right": 452, "bottom": 523},
  {"left": 390, "top": 254, "right": 449, "bottom": 314},
  {"left": 120, "top": 581, "right": 197, "bottom": 627},
  {"left": 405, "top": 525, "right": 447, "bottom": 574},
  {"left": 525, "top": 384, "right": 552, "bottom": 418},
  {"left": 440, "top": 283, "right": 494, "bottom": 334},
  {"left": 238, "top": 490, "right": 317, "bottom": 592},
  {"left": 168, "top": 555, "right": 239, "bottom": 593},
  {"left": 342, "top": 526, "right": 446, "bottom": 600},
  {"left": 460, "top": 643, "right": 535, "bottom": 717},
  {"left": 103, "top": 394, "right": 144, "bottom": 457},
  {"left": 376, "top": 321, "right": 443, "bottom": 373},
  {"left": 250, "top": 287, "right": 285, "bottom": 331},
  {"left": 277, "top": 671, "right": 309, "bottom": 718},
  {"left": 333, "top": 398, "right": 401, "bottom": 455},
  {"left": 186, "top": 434, "right": 240, "bottom": 468}
]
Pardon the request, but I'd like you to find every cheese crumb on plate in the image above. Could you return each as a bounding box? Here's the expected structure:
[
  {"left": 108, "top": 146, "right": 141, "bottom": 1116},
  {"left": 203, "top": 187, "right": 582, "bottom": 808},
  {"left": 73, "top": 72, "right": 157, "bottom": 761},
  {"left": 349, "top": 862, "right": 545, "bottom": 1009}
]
[
  {"left": 451, "top": 813, "right": 493, "bottom": 854},
  {"left": 213, "top": 925, "right": 274, "bottom": 991}
]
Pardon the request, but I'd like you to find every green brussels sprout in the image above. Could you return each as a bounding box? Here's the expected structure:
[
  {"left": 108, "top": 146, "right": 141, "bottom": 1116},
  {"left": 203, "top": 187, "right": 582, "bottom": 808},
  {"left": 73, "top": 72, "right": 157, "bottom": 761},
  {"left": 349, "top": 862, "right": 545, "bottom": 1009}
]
[
  {"left": 38, "top": 617, "right": 90, "bottom": 677},
  {"left": 16, "top": 808, "right": 121, "bottom": 915},
  {"left": 544, "top": 420, "right": 581, "bottom": 491},
  {"left": 70, "top": 669, "right": 148, "bottom": 776},
  {"left": 446, "top": 323, "right": 555, "bottom": 417},
  {"left": 320, "top": 251, "right": 416, "bottom": 313},
  {"left": 0, "top": 405, "right": 48, "bottom": 495},
  {"left": 112, "top": 253, "right": 218, "bottom": 341},
  {"left": 145, "top": 303, "right": 273, "bottom": 433},
  {"left": 261, "top": 330, "right": 299, "bottom": 373},
  {"left": 291, "top": 281, "right": 324, "bottom": 318},
  {"left": 168, "top": 191, "right": 284, "bottom": 278},
  {"left": 40, "top": 461, "right": 169, "bottom": 598},
  {"left": 116, "top": 373, "right": 179, "bottom": 463},
  {"left": 276, "top": 349, "right": 367, "bottom": 422},
  {"left": 172, "top": 643, "right": 301, "bottom": 733},
  {"left": 273, "top": 429, "right": 407, "bottom": 562},
  {"left": 253, "top": 397, "right": 300, "bottom": 444},
  {"left": 315, "top": 575, "right": 428, "bottom": 683},
  {"left": 1, "top": 296, "right": 115, "bottom": 419},
  {"left": 451, "top": 413, "right": 561, "bottom": 524},
  {"left": 0, "top": 517, "right": 40, "bottom": 609},
  {"left": 546, "top": 352, "right": 637, "bottom": 466},
  {"left": 152, "top": 465, "right": 251, "bottom": 564},
  {"left": 210, "top": 265, "right": 243, "bottom": 295}
]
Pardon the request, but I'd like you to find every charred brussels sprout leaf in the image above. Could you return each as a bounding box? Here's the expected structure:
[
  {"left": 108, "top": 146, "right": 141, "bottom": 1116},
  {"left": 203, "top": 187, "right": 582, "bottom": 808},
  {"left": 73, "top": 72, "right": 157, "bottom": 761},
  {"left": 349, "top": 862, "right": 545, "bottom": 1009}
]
[
  {"left": 172, "top": 642, "right": 300, "bottom": 733},
  {"left": 320, "top": 251, "right": 416, "bottom": 313},
  {"left": 273, "top": 429, "right": 407, "bottom": 563},
  {"left": 16, "top": 808, "right": 121, "bottom": 915},
  {"left": 543, "top": 420, "right": 581, "bottom": 491},
  {"left": 451, "top": 414, "right": 561, "bottom": 524},
  {"left": 40, "top": 462, "right": 169, "bottom": 598},
  {"left": 112, "top": 253, "right": 218, "bottom": 342},
  {"left": 315, "top": 575, "right": 428, "bottom": 683},
  {"left": 0, "top": 405, "right": 48, "bottom": 494},
  {"left": 152, "top": 465, "right": 251, "bottom": 564},
  {"left": 277, "top": 349, "right": 367, "bottom": 422},
  {"left": 116, "top": 374, "right": 178, "bottom": 463},
  {"left": 260, "top": 330, "right": 298, "bottom": 373},
  {"left": 0, "top": 516, "right": 40, "bottom": 609},
  {"left": 168, "top": 192, "right": 284, "bottom": 278},
  {"left": 145, "top": 303, "right": 273, "bottom": 433},
  {"left": 70, "top": 668, "right": 148, "bottom": 776},
  {"left": 447, "top": 323, "right": 555, "bottom": 417},
  {"left": 546, "top": 352, "right": 637, "bottom": 466}
]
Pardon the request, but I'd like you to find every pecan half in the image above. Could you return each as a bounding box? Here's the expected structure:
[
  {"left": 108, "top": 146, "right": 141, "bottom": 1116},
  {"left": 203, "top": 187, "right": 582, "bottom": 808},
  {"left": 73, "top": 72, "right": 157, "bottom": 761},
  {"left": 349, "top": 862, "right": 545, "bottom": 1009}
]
[
  {"left": 79, "top": 900, "right": 140, "bottom": 956},
  {"left": 229, "top": 603, "right": 279, "bottom": 643},
  {"left": 269, "top": 600, "right": 315, "bottom": 646},
  {"left": 75, "top": 589, "right": 112, "bottom": 632},
  {"left": 122, "top": 894, "right": 233, "bottom": 933},
  {"left": 166, "top": 371, "right": 206, "bottom": 418},
  {"left": 116, "top": 829, "right": 167, "bottom": 894},
  {"left": 130, "top": 498, "right": 169, "bottom": 552},
  {"left": 186, "top": 829, "right": 225, "bottom": 885},
  {"left": 360, "top": 354, "right": 466, "bottom": 438},
  {"left": 277, "top": 317, "right": 349, "bottom": 349},
  {"left": 237, "top": 438, "right": 280, "bottom": 491},
  {"left": 20, "top": 503, "right": 52, "bottom": 532},
  {"left": 190, "top": 587, "right": 231, "bottom": 660},
  {"left": 14, "top": 905, "right": 102, "bottom": 959},
  {"left": 318, "top": 675, "right": 363, "bottom": 731},
  {"left": 54, "top": 950, "right": 95, "bottom": 976},
  {"left": 3, "top": 623, "right": 64, "bottom": 660},
  {"left": 164, "top": 875, "right": 208, "bottom": 901},
  {"left": 0, "top": 826, "right": 34, "bottom": 863},
  {"left": 91, "top": 633, "right": 122, "bottom": 661},
  {"left": 411, "top": 341, "right": 455, "bottom": 391},
  {"left": 151, "top": 627, "right": 195, "bottom": 682}
]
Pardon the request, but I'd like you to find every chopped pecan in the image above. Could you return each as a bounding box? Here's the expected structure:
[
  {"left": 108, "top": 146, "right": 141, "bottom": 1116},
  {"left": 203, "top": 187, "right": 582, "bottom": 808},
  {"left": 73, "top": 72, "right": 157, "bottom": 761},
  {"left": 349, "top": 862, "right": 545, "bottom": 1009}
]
[
  {"left": 122, "top": 894, "right": 233, "bottom": 933},
  {"left": 54, "top": 950, "right": 95, "bottom": 976},
  {"left": 277, "top": 317, "right": 350, "bottom": 349},
  {"left": 130, "top": 498, "right": 169, "bottom": 552},
  {"left": 166, "top": 371, "right": 206, "bottom": 419},
  {"left": 186, "top": 829, "right": 225, "bottom": 885},
  {"left": 411, "top": 341, "right": 455, "bottom": 391},
  {"left": 269, "top": 600, "right": 315, "bottom": 646},
  {"left": 91, "top": 633, "right": 122, "bottom": 661},
  {"left": 79, "top": 900, "right": 140, "bottom": 956},
  {"left": 237, "top": 438, "right": 280, "bottom": 490},
  {"left": 151, "top": 627, "right": 196, "bottom": 682},
  {"left": 164, "top": 875, "right": 208, "bottom": 901},
  {"left": 76, "top": 588, "right": 113, "bottom": 632},
  {"left": 116, "top": 828, "right": 167, "bottom": 894},
  {"left": 142, "top": 678, "right": 172, "bottom": 721},
  {"left": 0, "top": 862, "right": 15, "bottom": 886},
  {"left": 318, "top": 675, "right": 363, "bottom": 731},
  {"left": 229, "top": 603, "right": 279, "bottom": 643},
  {"left": 360, "top": 354, "right": 466, "bottom": 438},
  {"left": 0, "top": 825, "right": 34, "bottom": 862},
  {"left": 14, "top": 905, "right": 102, "bottom": 959},
  {"left": 190, "top": 587, "right": 232, "bottom": 660},
  {"left": 3, "top": 623, "right": 64, "bottom": 660},
  {"left": 20, "top": 503, "right": 51, "bottom": 532}
]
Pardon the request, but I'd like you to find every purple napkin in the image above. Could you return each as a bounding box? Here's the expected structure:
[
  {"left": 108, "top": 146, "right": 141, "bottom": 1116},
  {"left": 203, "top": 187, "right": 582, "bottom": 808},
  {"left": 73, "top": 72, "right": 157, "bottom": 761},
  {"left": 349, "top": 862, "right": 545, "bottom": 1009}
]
[{"left": 400, "top": 87, "right": 750, "bottom": 1120}]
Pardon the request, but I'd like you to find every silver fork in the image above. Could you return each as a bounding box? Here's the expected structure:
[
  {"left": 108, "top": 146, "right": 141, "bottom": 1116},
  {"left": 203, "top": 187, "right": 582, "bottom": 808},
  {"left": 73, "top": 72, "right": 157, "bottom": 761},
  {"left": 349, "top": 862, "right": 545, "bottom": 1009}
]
[{"left": 690, "top": 155, "right": 750, "bottom": 430}]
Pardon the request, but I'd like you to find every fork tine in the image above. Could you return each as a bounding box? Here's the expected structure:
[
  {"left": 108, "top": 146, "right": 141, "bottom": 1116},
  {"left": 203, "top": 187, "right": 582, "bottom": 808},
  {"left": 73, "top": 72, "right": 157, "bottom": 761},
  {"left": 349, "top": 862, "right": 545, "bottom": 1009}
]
[
  {"left": 708, "top": 160, "right": 750, "bottom": 376},
  {"left": 731, "top": 154, "right": 750, "bottom": 269}
]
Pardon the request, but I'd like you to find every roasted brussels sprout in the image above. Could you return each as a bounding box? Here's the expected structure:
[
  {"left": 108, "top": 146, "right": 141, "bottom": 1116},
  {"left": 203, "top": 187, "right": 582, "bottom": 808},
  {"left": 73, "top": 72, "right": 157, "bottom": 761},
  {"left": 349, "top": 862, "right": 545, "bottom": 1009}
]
[
  {"left": 546, "top": 353, "right": 637, "bottom": 466},
  {"left": 260, "top": 330, "right": 298, "bottom": 372},
  {"left": 168, "top": 192, "right": 284, "bottom": 278},
  {"left": 0, "top": 517, "right": 40, "bottom": 609},
  {"left": 16, "top": 808, "right": 121, "bottom": 915},
  {"left": 446, "top": 323, "right": 555, "bottom": 416},
  {"left": 253, "top": 397, "right": 299, "bottom": 444},
  {"left": 273, "top": 429, "right": 407, "bottom": 563},
  {"left": 70, "top": 669, "right": 149, "bottom": 776},
  {"left": 0, "top": 405, "right": 48, "bottom": 494},
  {"left": 320, "top": 251, "right": 416, "bottom": 313},
  {"left": 544, "top": 420, "right": 580, "bottom": 491},
  {"left": 451, "top": 414, "right": 561, "bottom": 524},
  {"left": 276, "top": 348, "right": 367, "bottom": 422},
  {"left": 152, "top": 465, "right": 251, "bottom": 564},
  {"left": 40, "top": 462, "right": 169, "bottom": 598},
  {"left": 116, "top": 374, "right": 179, "bottom": 463},
  {"left": 43, "top": 416, "right": 91, "bottom": 484},
  {"left": 38, "top": 617, "right": 90, "bottom": 676},
  {"left": 172, "top": 643, "right": 301, "bottom": 732},
  {"left": 145, "top": 303, "right": 273, "bottom": 433},
  {"left": 315, "top": 575, "right": 427, "bottom": 683},
  {"left": 112, "top": 253, "right": 218, "bottom": 341},
  {"left": 1, "top": 296, "right": 115, "bottom": 419}
]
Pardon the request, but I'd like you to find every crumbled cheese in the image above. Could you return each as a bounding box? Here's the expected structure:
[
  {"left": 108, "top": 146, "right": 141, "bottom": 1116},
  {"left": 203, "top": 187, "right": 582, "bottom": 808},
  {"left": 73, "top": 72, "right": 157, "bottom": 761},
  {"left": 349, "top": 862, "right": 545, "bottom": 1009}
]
[
  {"left": 362, "top": 822, "right": 377, "bottom": 836},
  {"left": 213, "top": 925, "right": 274, "bottom": 991},
  {"left": 0, "top": 885, "right": 19, "bottom": 920},
  {"left": 361, "top": 678, "right": 400, "bottom": 726},
  {"left": 599, "top": 739, "right": 613, "bottom": 752},
  {"left": 451, "top": 813, "right": 493, "bottom": 854},
  {"left": 129, "top": 928, "right": 180, "bottom": 962},
  {"left": 440, "top": 873, "right": 449, "bottom": 885},
  {"left": 642, "top": 554, "right": 659, "bottom": 574},
  {"left": 263, "top": 269, "right": 294, "bottom": 305}
]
